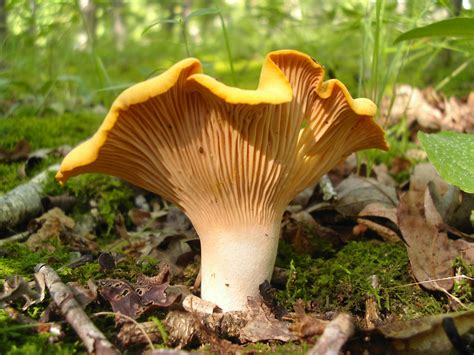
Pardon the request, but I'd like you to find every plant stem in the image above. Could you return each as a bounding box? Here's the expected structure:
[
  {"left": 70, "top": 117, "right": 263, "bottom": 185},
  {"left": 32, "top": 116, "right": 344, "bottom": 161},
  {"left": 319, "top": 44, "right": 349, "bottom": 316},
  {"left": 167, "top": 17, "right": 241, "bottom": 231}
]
[
  {"left": 435, "top": 57, "right": 473, "bottom": 91},
  {"left": 371, "top": 0, "right": 384, "bottom": 102},
  {"left": 219, "top": 12, "right": 237, "bottom": 86},
  {"left": 179, "top": 18, "right": 191, "bottom": 57}
]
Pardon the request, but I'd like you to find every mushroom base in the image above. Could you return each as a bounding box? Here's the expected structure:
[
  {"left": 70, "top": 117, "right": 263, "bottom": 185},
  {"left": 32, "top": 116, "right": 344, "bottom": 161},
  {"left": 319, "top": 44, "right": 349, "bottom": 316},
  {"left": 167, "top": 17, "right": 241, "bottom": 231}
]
[{"left": 197, "top": 221, "right": 281, "bottom": 312}]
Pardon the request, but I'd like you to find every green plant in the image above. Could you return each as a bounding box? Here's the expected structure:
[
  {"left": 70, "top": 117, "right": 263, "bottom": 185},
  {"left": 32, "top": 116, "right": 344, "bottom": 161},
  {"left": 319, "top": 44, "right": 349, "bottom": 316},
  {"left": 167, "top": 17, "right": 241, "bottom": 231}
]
[{"left": 418, "top": 131, "right": 474, "bottom": 193}]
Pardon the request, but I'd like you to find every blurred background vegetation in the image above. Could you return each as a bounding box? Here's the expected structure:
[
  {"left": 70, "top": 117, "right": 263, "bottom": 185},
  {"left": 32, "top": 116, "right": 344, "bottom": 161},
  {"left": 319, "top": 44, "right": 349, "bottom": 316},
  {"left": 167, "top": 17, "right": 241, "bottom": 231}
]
[{"left": 0, "top": 0, "right": 473, "bottom": 119}]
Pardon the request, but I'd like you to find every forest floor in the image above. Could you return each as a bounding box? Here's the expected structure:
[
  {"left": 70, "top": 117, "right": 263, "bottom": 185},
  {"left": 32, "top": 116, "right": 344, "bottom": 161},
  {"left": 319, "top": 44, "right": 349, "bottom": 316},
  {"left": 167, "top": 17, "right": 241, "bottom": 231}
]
[{"left": 0, "top": 87, "right": 473, "bottom": 354}]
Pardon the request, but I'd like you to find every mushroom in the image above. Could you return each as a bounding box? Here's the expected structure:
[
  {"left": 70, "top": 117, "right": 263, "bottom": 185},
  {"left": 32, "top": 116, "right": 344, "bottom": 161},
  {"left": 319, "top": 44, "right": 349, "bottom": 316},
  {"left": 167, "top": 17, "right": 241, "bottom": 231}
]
[{"left": 56, "top": 50, "right": 388, "bottom": 312}]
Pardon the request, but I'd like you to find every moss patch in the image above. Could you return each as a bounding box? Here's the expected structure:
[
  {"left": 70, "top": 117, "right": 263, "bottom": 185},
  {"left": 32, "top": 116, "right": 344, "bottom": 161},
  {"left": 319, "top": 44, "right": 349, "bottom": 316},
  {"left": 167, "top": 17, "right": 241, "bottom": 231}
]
[
  {"left": 44, "top": 173, "right": 135, "bottom": 238},
  {"left": 0, "top": 242, "right": 71, "bottom": 280},
  {"left": 0, "top": 113, "right": 101, "bottom": 151},
  {"left": 276, "top": 240, "right": 447, "bottom": 319},
  {"left": 0, "top": 113, "right": 102, "bottom": 194}
]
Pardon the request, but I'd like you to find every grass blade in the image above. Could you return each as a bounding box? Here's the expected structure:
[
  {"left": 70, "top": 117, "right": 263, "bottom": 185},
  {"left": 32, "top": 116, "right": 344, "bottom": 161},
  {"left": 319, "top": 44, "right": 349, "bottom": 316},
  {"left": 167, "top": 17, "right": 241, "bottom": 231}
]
[{"left": 394, "top": 17, "right": 474, "bottom": 43}]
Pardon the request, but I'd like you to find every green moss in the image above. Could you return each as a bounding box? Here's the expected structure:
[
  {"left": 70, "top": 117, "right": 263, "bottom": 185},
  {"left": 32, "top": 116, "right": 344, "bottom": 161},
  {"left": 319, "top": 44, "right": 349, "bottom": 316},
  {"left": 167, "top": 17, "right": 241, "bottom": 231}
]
[
  {"left": 0, "top": 242, "right": 70, "bottom": 280},
  {"left": 276, "top": 240, "right": 447, "bottom": 319},
  {"left": 44, "top": 173, "right": 134, "bottom": 238},
  {"left": 0, "top": 113, "right": 102, "bottom": 151},
  {"left": 0, "top": 113, "right": 102, "bottom": 194},
  {"left": 452, "top": 257, "right": 474, "bottom": 307},
  {"left": 0, "top": 310, "right": 85, "bottom": 354},
  {"left": 240, "top": 341, "right": 310, "bottom": 354}
]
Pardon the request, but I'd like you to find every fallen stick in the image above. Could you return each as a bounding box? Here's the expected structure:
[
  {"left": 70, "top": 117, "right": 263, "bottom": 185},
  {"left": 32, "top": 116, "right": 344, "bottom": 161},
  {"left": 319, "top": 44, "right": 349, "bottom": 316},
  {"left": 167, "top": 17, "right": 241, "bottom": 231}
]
[
  {"left": 307, "top": 313, "right": 355, "bottom": 355},
  {"left": 0, "top": 231, "right": 30, "bottom": 246},
  {"left": 35, "top": 263, "right": 119, "bottom": 355},
  {"left": 0, "top": 164, "right": 59, "bottom": 233}
]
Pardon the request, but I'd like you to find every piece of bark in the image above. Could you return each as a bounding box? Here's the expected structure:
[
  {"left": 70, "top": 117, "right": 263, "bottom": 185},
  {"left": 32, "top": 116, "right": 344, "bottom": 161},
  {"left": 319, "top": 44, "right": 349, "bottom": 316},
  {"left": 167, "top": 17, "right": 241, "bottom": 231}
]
[
  {"left": 0, "top": 164, "right": 59, "bottom": 233},
  {"left": 307, "top": 313, "right": 355, "bottom": 355},
  {"left": 35, "top": 263, "right": 119, "bottom": 355},
  {"left": 117, "top": 321, "right": 164, "bottom": 347},
  {"left": 239, "top": 298, "right": 295, "bottom": 343},
  {"left": 182, "top": 294, "right": 219, "bottom": 314},
  {"left": 364, "top": 275, "right": 382, "bottom": 329},
  {"left": 164, "top": 310, "right": 247, "bottom": 347}
]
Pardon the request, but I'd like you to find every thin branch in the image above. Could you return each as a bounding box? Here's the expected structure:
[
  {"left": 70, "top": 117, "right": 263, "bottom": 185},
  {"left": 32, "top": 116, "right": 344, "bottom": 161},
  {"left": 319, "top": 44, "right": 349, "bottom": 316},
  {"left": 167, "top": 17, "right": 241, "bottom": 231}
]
[{"left": 35, "top": 263, "right": 119, "bottom": 354}]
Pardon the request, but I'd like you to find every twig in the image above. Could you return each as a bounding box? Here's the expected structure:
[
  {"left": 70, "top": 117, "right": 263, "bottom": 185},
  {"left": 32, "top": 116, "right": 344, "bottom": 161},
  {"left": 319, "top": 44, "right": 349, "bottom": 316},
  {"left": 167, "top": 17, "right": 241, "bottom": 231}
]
[
  {"left": 0, "top": 231, "right": 30, "bottom": 246},
  {"left": 35, "top": 263, "right": 119, "bottom": 354},
  {"left": 307, "top": 313, "right": 355, "bottom": 355},
  {"left": 385, "top": 275, "right": 474, "bottom": 289},
  {"left": 92, "top": 311, "right": 155, "bottom": 351},
  {"left": 0, "top": 164, "right": 59, "bottom": 232}
]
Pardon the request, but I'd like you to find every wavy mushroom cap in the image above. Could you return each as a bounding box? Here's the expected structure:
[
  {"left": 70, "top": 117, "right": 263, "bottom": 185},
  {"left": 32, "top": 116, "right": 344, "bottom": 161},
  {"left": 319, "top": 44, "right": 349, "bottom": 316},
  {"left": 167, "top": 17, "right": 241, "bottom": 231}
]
[{"left": 56, "top": 50, "right": 388, "bottom": 230}]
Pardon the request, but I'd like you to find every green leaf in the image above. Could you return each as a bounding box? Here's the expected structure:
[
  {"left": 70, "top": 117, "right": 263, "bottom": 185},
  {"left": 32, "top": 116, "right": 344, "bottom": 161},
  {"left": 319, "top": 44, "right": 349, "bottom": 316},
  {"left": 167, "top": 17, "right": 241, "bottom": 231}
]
[
  {"left": 186, "top": 8, "right": 221, "bottom": 20},
  {"left": 142, "top": 19, "right": 179, "bottom": 35},
  {"left": 418, "top": 131, "right": 474, "bottom": 193},
  {"left": 394, "top": 18, "right": 474, "bottom": 43}
]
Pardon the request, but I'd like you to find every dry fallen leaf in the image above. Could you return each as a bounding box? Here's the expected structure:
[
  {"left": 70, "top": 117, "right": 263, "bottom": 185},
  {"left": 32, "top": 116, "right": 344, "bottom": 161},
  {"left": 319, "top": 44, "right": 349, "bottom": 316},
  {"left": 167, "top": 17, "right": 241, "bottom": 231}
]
[
  {"left": 398, "top": 164, "right": 474, "bottom": 291},
  {"left": 0, "top": 275, "right": 44, "bottom": 310},
  {"left": 382, "top": 85, "right": 474, "bottom": 133},
  {"left": 26, "top": 207, "right": 97, "bottom": 252},
  {"left": 335, "top": 175, "right": 398, "bottom": 217},
  {"left": 98, "top": 267, "right": 178, "bottom": 319},
  {"left": 357, "top": 203, "right": 400, "bottom": 242},
  {"left": 376, "top": 311, "right": 474, "bottom": 354}
]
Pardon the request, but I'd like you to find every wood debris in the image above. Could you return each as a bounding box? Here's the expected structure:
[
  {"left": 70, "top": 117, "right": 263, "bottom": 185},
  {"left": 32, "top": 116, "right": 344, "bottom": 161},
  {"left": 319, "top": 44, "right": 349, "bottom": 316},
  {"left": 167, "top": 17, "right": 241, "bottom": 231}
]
[
  {"left": 307, "top": 313, "right": 355, "bottom": 355},
  {"left": 35, "top": 263, "right": 119, "bottom": 354}
]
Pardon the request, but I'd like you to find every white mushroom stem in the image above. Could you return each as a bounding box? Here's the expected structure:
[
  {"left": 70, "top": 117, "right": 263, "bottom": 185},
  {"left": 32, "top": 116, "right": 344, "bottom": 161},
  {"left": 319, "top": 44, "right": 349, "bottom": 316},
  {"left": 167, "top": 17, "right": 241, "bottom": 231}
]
[{"left": 197, "top": 221, "right": 281, "bottom": 312}]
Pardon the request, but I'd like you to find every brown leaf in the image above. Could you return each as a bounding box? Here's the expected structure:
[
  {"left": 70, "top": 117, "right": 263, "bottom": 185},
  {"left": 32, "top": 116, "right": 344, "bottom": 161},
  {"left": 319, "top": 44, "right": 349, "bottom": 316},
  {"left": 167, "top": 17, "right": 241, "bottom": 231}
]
[
  {"left": 356, "top": 218, "right": 400, "bottom": 242},
  {"left": 335, "top": 175, "right": 398, "bottom": 216},
  {"left": 98, "top": 268, "right": 178, "bottom": 319},
  {"left": 398, "top": 188, "right": 474, "bottom": 291},
  {"left": 98, "top": 279, "right": 143, "bottom": 319},
  {"left": 26, "top": 208, "right": 97, "bottom": 252},
  {"left": 136, "top": 272, "right": 178, "bottom": 309},
  {"left": 372, "top": 164, "right": 397, "bottom": 187},
  {"left": 397, "top": 163, "right": 474, "bottom": 292},
  {"left": 0, "top": 139, "right": 31, "bottom": 163},
  {"left": 0, "top": 275, "right": 44, "bottom": 310},
  {"left": 383, "top": 85, "right": 474, "bottom": 133},
  {"left": 376, "top": 311, "right": 474, "bottom": 354},
  {"left": 410, "top": 163, "right": 448, "bottom": 194},
  {"left": 357, "top": 203, "right": 400, "bottom": 242}
]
